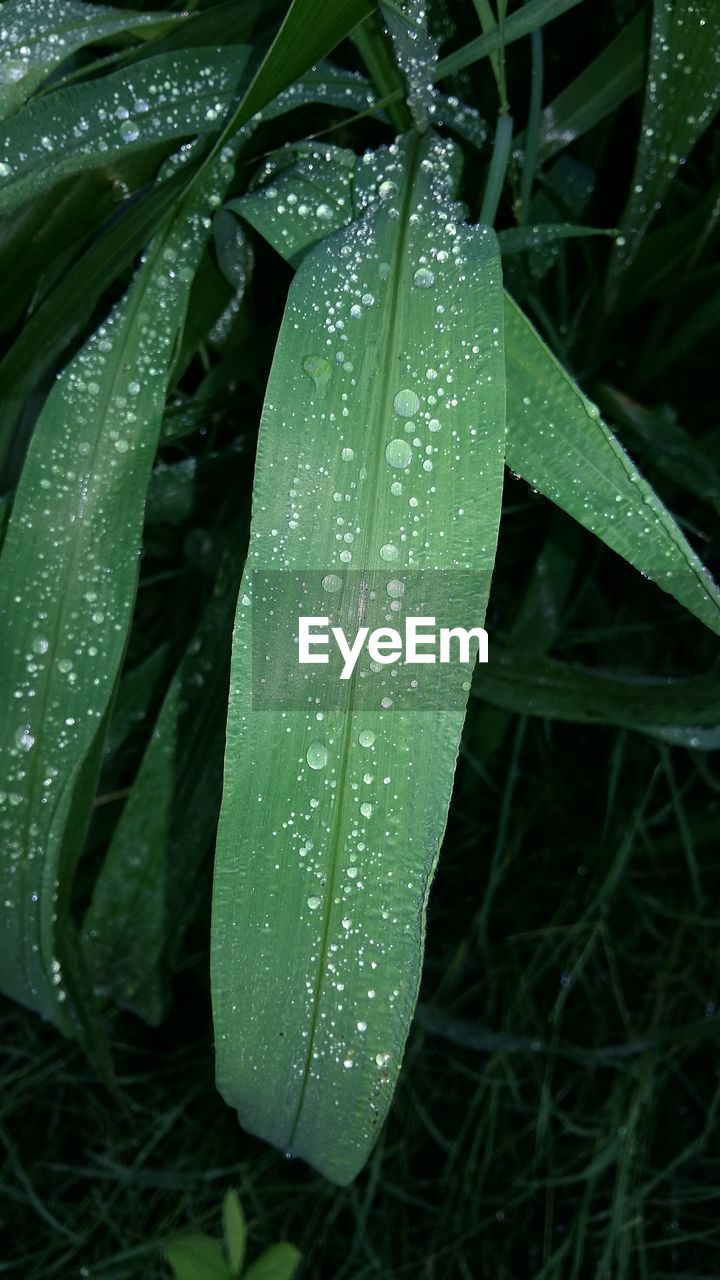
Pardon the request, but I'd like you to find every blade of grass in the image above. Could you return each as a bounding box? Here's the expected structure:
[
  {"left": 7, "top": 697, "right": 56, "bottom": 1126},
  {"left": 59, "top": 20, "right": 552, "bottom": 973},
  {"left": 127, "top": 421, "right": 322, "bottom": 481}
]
[
  {"left": 435, "top": 0, "right": 585, "bottom": 81},
  {"left": 0, "top": 144, "right": 235, "bottom": 1035},
  {"left": 0, "top": 0, "right": 185, "bottom": 122},
  {"left": 503, "top": 294, "right": 720, "bottom": 638},
  {"left": 82, "top": 526, "right": 245, "bottom": 1025},
  {"left": 535, "top": 9, "right": 647, "bottom": 162},
  {"left": 606, "top": 0, "right": 720, "bottom": 297},
  {"left": 0, "top": 47, "right": 255, "bottom": 218}
]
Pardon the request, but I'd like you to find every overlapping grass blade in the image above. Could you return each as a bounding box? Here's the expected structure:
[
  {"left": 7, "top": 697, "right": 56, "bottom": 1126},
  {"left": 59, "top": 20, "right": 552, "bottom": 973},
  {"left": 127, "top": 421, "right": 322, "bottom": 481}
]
[
  {"left": 82, "top": 529, "right": 245, "bottom": 1025},
  {"left": 475, "top": 651, "right": 720, "bottom": 743},
  {"left": 0, "top": 0, "right": 184, "bottom": 122},
  {"left": 212, "top": 133, "right": 505, "bottom": 1184},
  {"left": 0, "top": 165, "right": 190, "bottom": 489},
  {"left": 0, "top": 146, "right": 234, "bottom": 1034},
  {"left": 535, "top": 10, "right": 646, "bottom": 162},
  {"left": 607, "top": 0, "right": 720, "bottom": 292},
  {"left": 503, "top": 295, "right": 720, "bottom": 638},
  {"left": 0, "top": 48, "right": 253, "bottom": 218},
  {"left": 435, "top": 0, "right": 584, "bottom": 80}
]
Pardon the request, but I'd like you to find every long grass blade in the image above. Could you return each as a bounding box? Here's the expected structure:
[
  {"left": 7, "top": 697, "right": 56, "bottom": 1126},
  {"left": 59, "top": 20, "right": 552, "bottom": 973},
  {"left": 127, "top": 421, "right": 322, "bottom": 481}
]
[
  {"left": 0, "top": 0, "right": 184, "bottom": 122},
  {"left": 503, "top": 295, "right": 720, "bottom": 637},
  {"left": 607, "top": 0, "right": 720, "bottom": 293},
  {"left": 0, "top": 48, "right": 253, "bottom": 218},
  {"left": 0, "top": 146, "right": 234, "bottom": 1034},
  {"left": 212, "top": 132, "right": 505, "bottom": 1184}
]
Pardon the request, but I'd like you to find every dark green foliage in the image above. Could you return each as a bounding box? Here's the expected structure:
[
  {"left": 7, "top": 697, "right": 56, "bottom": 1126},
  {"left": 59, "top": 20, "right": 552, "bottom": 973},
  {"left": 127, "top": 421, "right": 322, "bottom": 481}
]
[{"left": 1, "top": 0, "right": 719, "bottom": 1274}]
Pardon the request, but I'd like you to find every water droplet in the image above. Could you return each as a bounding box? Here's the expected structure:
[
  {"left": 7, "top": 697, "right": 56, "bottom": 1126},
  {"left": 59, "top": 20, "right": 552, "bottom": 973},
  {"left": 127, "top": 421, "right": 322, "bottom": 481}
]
[
  {"left": 119, "top": 120, "right": 140, "bottom": 143},
  {"left": 15, "top": 726, "right": 34, "bottom": 751},
  {"left": 306, "top": 741, "right": 329, "bottom": 770},
  {"left": 413, "top": 267, "right": 435, "bottom": 288},
  {"left": 385, "top": 438, "right": 412, "bottom": 469},
  {"left": 32, "top": 637, "right": 49, "bottom": 655},
  {"left": 322, "top": 574, "right": 342, "bottom": 593},
  {"left": 341, "top": 447, "right": 354, "bottom": 461},
  {"left": 307, "top": 895, "right": 321, "bottom": 910},
  {"left": 394, "top": 389, "right": 420, "bottom": 418},
  {"left": 378, "top": 180, "right": 398, "bottom": 201},
  {"left": 375, "top": 1051, "right": 391, "bottom": 1068},
  {"left": 386, "top": 579, "right": 405, "bottom": 598},
  {"left": 316, "top": 203, "right": 333, "bottom": 221},
  {"left": 359, "top": 730, "right": 375, "bottom": 747},
  {"left": 360, "top": 802, "right": 373, "bottom": 818},
  {"left": 302, "top": 354, "right": 332, "bottom": 397},
  {"left": 379, "top": 543, "right": 399, "bottom": 562}
]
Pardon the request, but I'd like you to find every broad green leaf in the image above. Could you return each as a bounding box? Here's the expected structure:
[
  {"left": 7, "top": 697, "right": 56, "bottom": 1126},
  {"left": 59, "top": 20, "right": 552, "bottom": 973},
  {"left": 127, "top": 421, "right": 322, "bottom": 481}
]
[
  {"left": 82, "top": 529, "right": 243, "bottom": 1024},
  {"left": 212, "top": 133, "right": 505, "bottom": 1185},
  {"left": 0, "top": 146, "right": 233, "bottom": 1034},
  {"left": 0, "top": 48, "right": 253, "bottom": 218},
  {"left": 164, "top": 1234, "right": 230, "bottom": 1280},
  {"left": 0, "top": 0, "right": 185, "bottom": 122},
  {"left": 243, "top": 1244, "right": 302, "bottom": 1280},
  {"left": 503, "top": 295, "right": 720, "bottom": 639},
  {"left": 222, "top": 1189, "right": 247, "bottom": 1278},
  {"left": 607, "top": 0, "right": 720, "bottom": 290}
]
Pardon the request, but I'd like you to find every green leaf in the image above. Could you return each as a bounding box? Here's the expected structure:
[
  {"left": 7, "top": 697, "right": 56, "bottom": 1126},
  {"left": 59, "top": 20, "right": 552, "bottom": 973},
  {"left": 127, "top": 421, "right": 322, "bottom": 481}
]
[
  {"left": 0, "top": 147, "right": 233, "bottom": 1034},
  {"left": 82, "top": 528, "right": 243, "bottom": 1025},
  {"left": 497, "top": 223, "right": 615, "bottom": 254},
  {"left": 242, "top": 1244, "right": 302, "bottom": 1280},
  {"left": 536, "top": 9, "right": 647, "bottom": 162},
  {"left": 0, "top": 47, "right": 253, "bottom": 218},
  {"left": 607, "top": 0, "right": 720, "bottom": 291},
  {"left": 229, "top": 138, "right": 720, "bottom": 645},
  {"left": 164, "top": 1233, "right": 230, "bottom": 1280},
  {"left": 503, "top": 294, "right": 720, "bottom": 638},
  {"left": 218, "top": 0, "right": 376, "bottom": 135},
  {"left": 221, "top": 1189, "right": 247, "bottom": 1278},
  {"left": 0, "top": 0, "right": 185, "bottom": 122},
  {"left": 380, "top": 0, "right": 438, "bottom": 130},
  {"left": 0, "top": 164, "right": 190, "bottom": 489},
  {"left": 211, "top": 133, "right": 505, "bottom": 1184},
  {"left": 435, "top": 0, "right": 586, "bottom": 80},
  {"left": 475, "top": 651, "right": 720, "bottom": 738}
]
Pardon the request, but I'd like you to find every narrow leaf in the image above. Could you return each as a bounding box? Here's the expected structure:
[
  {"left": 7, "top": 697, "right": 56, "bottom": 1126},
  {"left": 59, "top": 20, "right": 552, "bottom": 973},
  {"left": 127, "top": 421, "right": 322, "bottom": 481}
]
[
  {"left": 0, "top": 48, "right": 253, "bottom": 218},
  {"left": 536, "top": 10, "right": 646, "bottom": 162},
  {"left": 503, "top": 295, "right": 720, "bottom": 637},
  {"left": 222, "top": 1189, "right": 247, "bottom": 1278},
  {"left": 82, "top": 530, "right": 243, "bottom": 1024},
  {"left": 607, "top": 0, "right": 720, "bottom": 289},
  {"left": 0, "top": 147, "right": 232, "bottom": 1033},
  {"left": 435, "top": 0, "right": 585, "bottom": 80},
  {"left": 212, "top": 133, "right": 505, "bottom": 1184}
]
